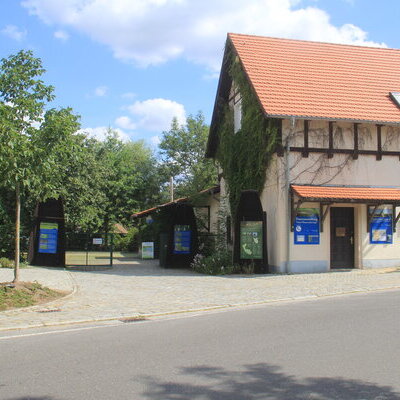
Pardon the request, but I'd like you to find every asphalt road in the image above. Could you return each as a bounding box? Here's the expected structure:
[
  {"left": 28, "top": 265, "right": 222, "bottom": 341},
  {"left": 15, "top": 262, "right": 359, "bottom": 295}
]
[{"left": 1, "top": 290, "right": 399, "bottom": 400}]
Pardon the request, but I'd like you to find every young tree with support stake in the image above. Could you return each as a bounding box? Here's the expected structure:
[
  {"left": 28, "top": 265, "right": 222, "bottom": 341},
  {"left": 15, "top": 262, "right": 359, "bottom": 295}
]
[{"left": 0, "top": 50, "right": 54, "bottom": 282}]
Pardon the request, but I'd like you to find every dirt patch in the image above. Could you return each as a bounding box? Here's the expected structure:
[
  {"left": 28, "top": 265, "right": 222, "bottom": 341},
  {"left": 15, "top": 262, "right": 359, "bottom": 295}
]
[{"left": 0, "top": 281, "right": 67, "bottom": 311}]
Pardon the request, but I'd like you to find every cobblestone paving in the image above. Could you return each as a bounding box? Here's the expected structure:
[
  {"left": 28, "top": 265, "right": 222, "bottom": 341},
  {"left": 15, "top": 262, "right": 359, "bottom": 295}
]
[{"left": 1, "top": 260, "right": 400, "bottom": 331}]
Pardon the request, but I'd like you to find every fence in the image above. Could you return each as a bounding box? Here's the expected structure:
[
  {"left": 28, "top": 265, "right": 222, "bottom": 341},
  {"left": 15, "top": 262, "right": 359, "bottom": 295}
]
[{"left": 65, "top": 232, "right": 137, "bottom": 266}]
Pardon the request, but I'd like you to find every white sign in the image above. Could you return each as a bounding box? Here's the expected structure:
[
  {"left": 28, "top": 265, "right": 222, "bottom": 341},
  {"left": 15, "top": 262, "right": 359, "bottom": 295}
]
[
  {"left": 142, "top": 242, "right": 154, "bottom": 259},
  {"left": 93, "top": 238, "right": 103, "bottom": 245}
]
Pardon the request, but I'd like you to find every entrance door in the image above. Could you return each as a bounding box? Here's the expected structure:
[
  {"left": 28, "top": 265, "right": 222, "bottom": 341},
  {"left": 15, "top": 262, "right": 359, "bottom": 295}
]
[{"left": 330, "top": 207, "right": 354, "bottom": 268}]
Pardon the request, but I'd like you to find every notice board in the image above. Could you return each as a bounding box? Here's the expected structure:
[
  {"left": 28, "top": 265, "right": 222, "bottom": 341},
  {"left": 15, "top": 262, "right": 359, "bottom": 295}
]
[
  {"left": 38, "top": 222, "right": 58, "bottom": 254},
  {"left": 173, "top": 225, "right": 191, "bottom": 254},
  {"left": 240, "top": 221, "right": 263, "bottom": 259},
  {"left": 294, "top": 208, "right": 320, "bottom": 245},
  {"left": 369, "top": 206, "right": 393, "bottom": 244}
]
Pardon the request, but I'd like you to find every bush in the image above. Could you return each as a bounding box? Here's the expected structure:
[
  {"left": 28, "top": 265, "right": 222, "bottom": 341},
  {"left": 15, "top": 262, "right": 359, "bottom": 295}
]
[
  {"left": 113, "top": 227, "right": 139, "bottom": 252},
  {"left": 0, "top": 257, "right": 14, "bottom": 268},
  {"left": 191, "top": 248, "right": 238, "bottom": 275}
]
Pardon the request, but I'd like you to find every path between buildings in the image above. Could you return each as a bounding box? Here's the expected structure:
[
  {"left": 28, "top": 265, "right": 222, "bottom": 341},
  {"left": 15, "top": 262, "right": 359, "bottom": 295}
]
[{"left": 1, "top": 259, "right": 400, "bottom": 331}]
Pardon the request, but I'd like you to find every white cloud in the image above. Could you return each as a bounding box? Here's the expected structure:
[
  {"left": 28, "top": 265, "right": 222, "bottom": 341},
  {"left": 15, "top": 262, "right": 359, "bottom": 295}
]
[
  {"left": 115, "top": 116, "right": 136, "bottom": 130},
  {"left": 94, "top": 86, "right": 108, "bottom": 97},
  {"left": 22, "top": 0, "right": 386, "bottom": 72},
  {"left": 54, "top": 29, "right": 69, "bottom": 41},
  {"left": 121, "top": 98, "right": 186, "bottom": 132},
  {"left": 1, "top": 25, "right": 27, "bottom": 41},
  {"left": 78, "top": 126, "right": 131, "bottom": 142}
]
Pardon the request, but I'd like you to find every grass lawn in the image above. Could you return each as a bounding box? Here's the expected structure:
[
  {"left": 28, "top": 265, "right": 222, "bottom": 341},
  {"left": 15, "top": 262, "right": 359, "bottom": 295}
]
[{"left": 0, "top": 282, "right": 66, "bottom": 311}]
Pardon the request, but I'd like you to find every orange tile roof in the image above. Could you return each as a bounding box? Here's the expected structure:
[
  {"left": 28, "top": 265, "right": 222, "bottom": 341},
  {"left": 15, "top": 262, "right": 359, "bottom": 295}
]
[
  {"left": 229, "top": 33, "right": 400, "bottom": 124},
  {"left": 292, "top": 185, "right": 400, "bottom": 202}
]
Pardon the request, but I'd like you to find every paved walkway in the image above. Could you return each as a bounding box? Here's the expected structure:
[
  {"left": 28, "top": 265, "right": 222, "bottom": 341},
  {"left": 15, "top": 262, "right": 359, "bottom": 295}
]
[{"left": 1, "top": 259, "right": 400, "bottom": 331}]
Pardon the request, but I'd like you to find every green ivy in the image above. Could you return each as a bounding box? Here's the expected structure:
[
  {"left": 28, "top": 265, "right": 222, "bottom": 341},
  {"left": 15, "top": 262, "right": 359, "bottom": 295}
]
[{"left": 216, "top": 47, "right": 278, "bottom": 217}]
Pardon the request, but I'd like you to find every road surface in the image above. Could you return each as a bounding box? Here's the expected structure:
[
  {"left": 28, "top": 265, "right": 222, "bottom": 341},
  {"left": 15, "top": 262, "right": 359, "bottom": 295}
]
[{"left": 1, "top": 289, "right": 399, "bottom": 399}]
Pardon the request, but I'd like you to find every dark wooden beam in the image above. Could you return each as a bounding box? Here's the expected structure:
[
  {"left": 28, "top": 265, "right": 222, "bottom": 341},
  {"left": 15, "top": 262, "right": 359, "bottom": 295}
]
[
  {"left": 353, "top": 123, "right": 359, "bottom": 160},
  {"left": 302, "top": 120, "right": 309, "bottom": 158},
  {"left": 290, "top": 147, "right": 400, "bottom": 158},
  {"left": 394, "top": 208, "right": 400, "bottom": 233},
  {"left": 376, "top": 124, "right": 382, "bottom": 160},
  {"left": 328, "top": 122, "right": 334, "bottom": 158},
  {"left": 367, "top": 204, "right": 380, "bottom": 232},
  {"left": 319, "top": 203, "right": 331, "bottom": 232}
]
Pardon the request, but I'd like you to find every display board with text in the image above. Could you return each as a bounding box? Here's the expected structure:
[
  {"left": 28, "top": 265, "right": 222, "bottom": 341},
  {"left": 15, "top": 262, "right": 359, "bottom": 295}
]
[
  {"left": 240, "top": 221, "right": 263, "bottom": 259},
  {"left": 38, "top": 222, "right": 58, "bottom": 254},
  {"left": 173, "top": 225, "right": 191, "bottom": 254},
  {"left": 369, "top": 206, "right": 393, "bottom": 244},
  {"left": 294, "top": 208, "right": 320, "bottom": 245}
]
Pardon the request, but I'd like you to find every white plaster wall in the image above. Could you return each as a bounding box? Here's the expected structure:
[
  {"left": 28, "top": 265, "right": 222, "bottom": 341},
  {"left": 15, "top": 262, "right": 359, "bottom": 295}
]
[
  {"left": 268, "top": 119, "right": 400, "bottom": 272},
  {"left": 260, "top": 155, "right": 287, "bottom": 272}
]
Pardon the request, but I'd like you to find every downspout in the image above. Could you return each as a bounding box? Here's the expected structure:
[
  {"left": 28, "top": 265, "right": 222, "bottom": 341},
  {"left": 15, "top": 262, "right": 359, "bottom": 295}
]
[{"left": 285, "top": 117, "right": 296, "bottom": 273}]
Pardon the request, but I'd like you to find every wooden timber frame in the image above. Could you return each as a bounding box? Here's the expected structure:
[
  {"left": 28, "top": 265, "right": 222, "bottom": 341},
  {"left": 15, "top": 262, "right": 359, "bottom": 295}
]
[
  {"left": 283, "top": 122, "right": 400, "bottom": 160},
  {"left": 290, "top": 187, "right": 400, "bottom": 233}
]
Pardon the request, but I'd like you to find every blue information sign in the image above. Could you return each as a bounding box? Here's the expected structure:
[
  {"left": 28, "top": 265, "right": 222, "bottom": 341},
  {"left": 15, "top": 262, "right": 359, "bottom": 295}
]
[
  {"left": 369, "top": 206, "right": 392, "bottom": 244},
  {"left": 173, "top": 225, "right": 191, "bottom": 254},
  {"left": 38, "top": 222, "right": 58, "bottom": 254},
  {"left": 294, "top": 208, "right": 320, "bottom": 245}
]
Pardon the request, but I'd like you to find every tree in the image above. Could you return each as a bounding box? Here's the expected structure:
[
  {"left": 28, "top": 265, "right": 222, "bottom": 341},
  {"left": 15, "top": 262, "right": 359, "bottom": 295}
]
[
  {"left": 0, "top": 50, "right": 54, "bottom": 282},
  {"left": 90, "top": 129, "right": 164, "bottom": 232},
  {"left": 159, "top": 112, "right": 217, "bottom": 198}
]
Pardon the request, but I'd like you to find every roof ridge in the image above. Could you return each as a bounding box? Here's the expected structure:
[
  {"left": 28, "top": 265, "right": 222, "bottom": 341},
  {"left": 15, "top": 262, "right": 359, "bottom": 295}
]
[{"left": 227, "top": 32, "right": 399, "bottom": 53}]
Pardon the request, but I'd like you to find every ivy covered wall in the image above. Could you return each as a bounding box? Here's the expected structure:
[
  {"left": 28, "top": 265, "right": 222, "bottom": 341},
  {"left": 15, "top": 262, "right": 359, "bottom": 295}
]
[{"left": 215, "top": 46, "right": 278, "bottom": 217}]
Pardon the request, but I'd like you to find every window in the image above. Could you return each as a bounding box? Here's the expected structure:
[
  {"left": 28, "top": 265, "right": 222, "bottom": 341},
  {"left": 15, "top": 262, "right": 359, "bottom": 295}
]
[{"left": 234, "top": 98, "right": 242, "bottom": 133}]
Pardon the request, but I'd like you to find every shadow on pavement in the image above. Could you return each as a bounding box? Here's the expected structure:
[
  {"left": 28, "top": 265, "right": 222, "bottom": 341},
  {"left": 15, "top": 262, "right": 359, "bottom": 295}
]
[
  {"left": 141, "top": 363, "right": 400, "bottom": 400},
  {"left": 6, "top": 397, "right": 59, "bottom": 400}
]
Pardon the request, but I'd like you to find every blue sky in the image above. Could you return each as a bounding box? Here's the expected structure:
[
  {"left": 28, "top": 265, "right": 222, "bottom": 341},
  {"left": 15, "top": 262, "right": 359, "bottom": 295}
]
[{"left": 1, "top": 0, "right": 399, "bottom": 147}]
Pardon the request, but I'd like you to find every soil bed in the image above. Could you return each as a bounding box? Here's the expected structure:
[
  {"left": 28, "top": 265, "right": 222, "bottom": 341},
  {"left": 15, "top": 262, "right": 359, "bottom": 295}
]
[{"left": 0, "top": 282, "right": 65, "bottom": 311}]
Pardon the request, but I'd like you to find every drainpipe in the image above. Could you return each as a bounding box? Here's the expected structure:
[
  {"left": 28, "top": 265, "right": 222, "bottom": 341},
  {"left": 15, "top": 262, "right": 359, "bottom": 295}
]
[{"left": 285, "top": 117, "right": 296, "bottom": 273}]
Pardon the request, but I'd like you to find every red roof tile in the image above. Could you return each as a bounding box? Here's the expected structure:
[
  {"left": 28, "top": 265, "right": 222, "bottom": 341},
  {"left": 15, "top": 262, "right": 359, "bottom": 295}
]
[
  {"left": 229, "top": 33, "right": 400, "bottom": 124},
  {"left": 292, "top": 185, "right": 400, "bottom": 202}
]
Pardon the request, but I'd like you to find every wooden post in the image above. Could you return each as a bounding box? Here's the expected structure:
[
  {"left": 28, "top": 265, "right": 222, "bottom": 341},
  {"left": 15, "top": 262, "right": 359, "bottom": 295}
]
[
  {"left": 376, "top": 125, "right": 382, "bottom": 160},
  {"left": 328, "top": 122, "right": 334, "bottom": 158},
  {"left": 302, "top": 120, "right": 309, "bottom": 158},
  {"left": 353, "top": 123, "right": 359, "bottom": 160}
]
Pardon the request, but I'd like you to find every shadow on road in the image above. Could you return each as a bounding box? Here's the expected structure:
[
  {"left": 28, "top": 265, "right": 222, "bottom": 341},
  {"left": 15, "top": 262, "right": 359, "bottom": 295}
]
[
  {"left": 6, "top": 398, "right": 59, "bottom": 400},
  {"left": 141, "top": 363, "right": 400, "bottom": 400}
]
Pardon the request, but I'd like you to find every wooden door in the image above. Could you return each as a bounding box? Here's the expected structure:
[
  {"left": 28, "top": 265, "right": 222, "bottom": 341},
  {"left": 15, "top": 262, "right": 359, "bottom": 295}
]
[{"left": 330, "top": 207, "right": 354, "bottom": 268}]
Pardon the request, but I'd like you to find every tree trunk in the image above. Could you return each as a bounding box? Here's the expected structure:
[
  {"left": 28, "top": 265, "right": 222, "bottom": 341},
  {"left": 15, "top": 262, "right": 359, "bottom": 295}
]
[{"left": 13, "top": 183, "right": 20, "bottom": 283}]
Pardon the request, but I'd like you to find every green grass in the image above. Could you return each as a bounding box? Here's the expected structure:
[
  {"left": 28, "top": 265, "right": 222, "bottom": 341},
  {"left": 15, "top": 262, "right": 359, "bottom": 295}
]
[{"left": 0, "top": 282, "right": 64, "bottom": 311}]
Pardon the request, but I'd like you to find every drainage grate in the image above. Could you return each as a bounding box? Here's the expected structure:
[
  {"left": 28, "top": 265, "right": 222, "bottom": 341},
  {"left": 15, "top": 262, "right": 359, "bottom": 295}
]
[
  {"left": 119, "top": 316, "right": 146, "bottom": 323},
  {"left": 37, "top": 308, "right": 62, "bottom": 313}
]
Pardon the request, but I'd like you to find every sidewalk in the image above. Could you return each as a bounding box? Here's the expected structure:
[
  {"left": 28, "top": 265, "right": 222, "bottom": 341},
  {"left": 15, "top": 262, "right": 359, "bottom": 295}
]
[{"left": 1, "top": 259, "right": 400, "bottom": 331}]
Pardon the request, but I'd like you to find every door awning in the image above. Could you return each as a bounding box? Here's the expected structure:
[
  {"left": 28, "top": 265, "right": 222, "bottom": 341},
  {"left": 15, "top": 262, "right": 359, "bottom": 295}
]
[{"left": 291, "top": 185, "right": 400, "bottom": 204}]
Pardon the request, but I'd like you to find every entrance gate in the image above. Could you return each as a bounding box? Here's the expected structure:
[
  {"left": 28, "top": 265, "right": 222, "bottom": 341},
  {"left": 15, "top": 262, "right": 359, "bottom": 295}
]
[{"left": 65, "top": 232, "right": 137, "bottom": 267}]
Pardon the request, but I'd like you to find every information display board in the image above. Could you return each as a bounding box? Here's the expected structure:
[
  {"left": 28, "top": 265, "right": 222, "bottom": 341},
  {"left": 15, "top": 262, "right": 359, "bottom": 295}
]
[
  {"left": 142, "top": 242, "right": 154, "bottom": 259},
  {"left": 38, "top": 222, "right": 58, "bottom": 254},
  {"left": 294, "top": 208, "right": 320, "bottom": 245},
  {"left": 369, "top": 206, "right": 393, "bottom": 244},
  {"left": 173, "top": 225, "right": 191, "bottom": 254},
  {"left": 240, "top": 221, "right": 263, "bottom": 259}
]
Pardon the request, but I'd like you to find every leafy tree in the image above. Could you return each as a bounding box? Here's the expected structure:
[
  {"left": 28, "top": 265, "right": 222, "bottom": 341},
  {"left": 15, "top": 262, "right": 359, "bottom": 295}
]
[
  {"left": 159, "top": 112, "right": 217, "bottom": 198},
  {"left": 0, "top": 50, "right": 54, "bottom": 282},
  {"left": 91, "top": 130, "right": 164, "bottom": 233}
]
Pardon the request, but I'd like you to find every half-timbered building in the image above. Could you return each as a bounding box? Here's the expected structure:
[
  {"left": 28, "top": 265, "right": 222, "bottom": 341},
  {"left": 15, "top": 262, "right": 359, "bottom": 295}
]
[{"left": 207, "top": 33, "right": 400, "bottom": 273}]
